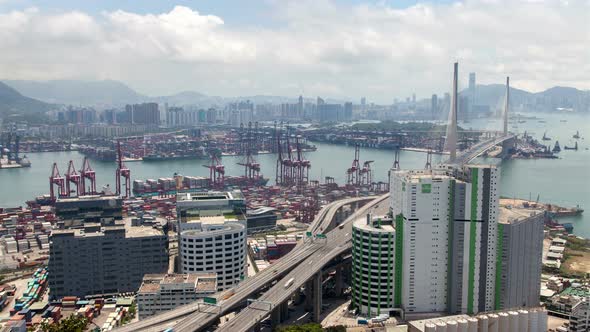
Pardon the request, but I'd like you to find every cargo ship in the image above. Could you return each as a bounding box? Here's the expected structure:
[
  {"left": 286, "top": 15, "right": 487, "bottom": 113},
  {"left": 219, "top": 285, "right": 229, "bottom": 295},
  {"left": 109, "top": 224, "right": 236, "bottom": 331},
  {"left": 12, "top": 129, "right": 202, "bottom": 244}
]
[{"left": 132, "top": 174, "right": 269, "bottom": 196}]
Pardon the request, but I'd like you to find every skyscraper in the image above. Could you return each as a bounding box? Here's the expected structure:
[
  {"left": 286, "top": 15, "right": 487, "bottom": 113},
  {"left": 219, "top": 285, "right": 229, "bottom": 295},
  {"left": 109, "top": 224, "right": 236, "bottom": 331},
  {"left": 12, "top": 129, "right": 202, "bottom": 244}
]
[
  {"left": 431, "top": 94, "right": 438, "bottom": 119},
  {"left": 469, "top": 72, "right": 476, "bottom": 119}
]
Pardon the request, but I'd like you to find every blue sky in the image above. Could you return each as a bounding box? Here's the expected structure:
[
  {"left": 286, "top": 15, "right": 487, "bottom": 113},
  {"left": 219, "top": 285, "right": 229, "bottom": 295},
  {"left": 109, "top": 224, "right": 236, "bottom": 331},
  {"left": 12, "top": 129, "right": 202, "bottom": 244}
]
[{"left": 0, "top": 0, "right": 455, "bottom": 26}]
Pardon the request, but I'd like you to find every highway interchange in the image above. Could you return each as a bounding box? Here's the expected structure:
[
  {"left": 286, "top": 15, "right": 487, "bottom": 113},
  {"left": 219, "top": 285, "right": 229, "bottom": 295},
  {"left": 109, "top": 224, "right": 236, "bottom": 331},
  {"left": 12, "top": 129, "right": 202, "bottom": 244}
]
[{"left": 115, "top": 196, "right": 379, "bottom": 332}]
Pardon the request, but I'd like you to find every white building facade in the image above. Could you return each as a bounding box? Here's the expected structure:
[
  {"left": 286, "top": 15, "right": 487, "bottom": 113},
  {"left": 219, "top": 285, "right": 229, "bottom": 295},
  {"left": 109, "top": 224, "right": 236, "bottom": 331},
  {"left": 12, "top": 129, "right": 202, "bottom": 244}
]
[{"left": 389, "top": 165, "right": 500, "bottom": 315}]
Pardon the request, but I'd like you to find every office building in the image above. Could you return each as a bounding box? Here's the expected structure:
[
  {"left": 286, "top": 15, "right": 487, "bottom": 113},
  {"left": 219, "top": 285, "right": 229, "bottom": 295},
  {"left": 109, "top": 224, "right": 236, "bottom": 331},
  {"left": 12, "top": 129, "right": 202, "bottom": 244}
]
[
  {"left": 48, "top": 219, "right": 168, "bottom": 298},
  {"left": 352, "top": 214, "right": 396, "bottom": 317},
  {"left": 246, "top": 207, "right": 278, "bottom": 234},
  {"left": 177, "top": 191, "right": 247, "bottom": 290},
  {"left": 136, "top": 273, "right": 217, "bottom": 318}
]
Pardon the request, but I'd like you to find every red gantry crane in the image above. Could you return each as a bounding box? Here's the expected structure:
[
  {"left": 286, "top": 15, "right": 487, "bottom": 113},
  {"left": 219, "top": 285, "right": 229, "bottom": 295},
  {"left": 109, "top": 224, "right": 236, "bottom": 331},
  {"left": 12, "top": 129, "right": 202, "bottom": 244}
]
[
  {"left": 346, "top": 144, "right": 361, "bottom": 186},
  {"left": 204, "top": 154, "right": 225, "bottom": 189},
  {"left": 65, "top": 160, "right": 82, "bottom": 197},
  {"left": 79, "top": 157, "right": 97, "bottom": 195},
  {"left": 49, "top": 162, "right": 66, "bottom": 201}
]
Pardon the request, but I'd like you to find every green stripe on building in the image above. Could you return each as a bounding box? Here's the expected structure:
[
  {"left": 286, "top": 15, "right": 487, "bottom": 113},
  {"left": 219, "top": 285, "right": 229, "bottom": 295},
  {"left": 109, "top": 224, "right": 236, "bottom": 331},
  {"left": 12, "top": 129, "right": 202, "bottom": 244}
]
[
  {"left": 378, "top": 234, "right": 382, "bottom": 315},
  {"left": 394, "top": 213, "right": 404, "bottom": 307},
  {"left": 495, "top": 223, "right": 504, "bottom": 310},
  {"left": 388, "top": 232, "right": 392, "bottom": 308},
  {"left": 467, "top": 168, "right": 478, "bottom": 314},
  {"left": 447, "top": 179, "right": 455, "bottom": 309}
]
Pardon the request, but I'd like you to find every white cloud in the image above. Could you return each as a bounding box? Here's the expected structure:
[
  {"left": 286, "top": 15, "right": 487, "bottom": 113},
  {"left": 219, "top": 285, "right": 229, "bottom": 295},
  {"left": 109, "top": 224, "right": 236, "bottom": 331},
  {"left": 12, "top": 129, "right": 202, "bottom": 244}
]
[{"left": 0, "top": 1, "right": 588, "bottom": 102}]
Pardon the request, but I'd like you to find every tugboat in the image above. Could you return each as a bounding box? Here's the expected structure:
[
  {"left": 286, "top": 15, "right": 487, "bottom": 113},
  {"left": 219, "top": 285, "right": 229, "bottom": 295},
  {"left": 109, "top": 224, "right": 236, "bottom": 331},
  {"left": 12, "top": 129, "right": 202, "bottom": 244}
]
[
  {"left": 18, "top": 155, "right": 31, "bottom": 167},
  {"left": 542, "top": 131, "right": 551, "bottom": 141},
  {"left": 552, "top": 141, "right": 561, "bottom": 153},
  {"left": 564, "top": 142, "right": 578, "bottom": 151},
  {"left": 573, "top": 131, "right": 580, "bottom": 139}
]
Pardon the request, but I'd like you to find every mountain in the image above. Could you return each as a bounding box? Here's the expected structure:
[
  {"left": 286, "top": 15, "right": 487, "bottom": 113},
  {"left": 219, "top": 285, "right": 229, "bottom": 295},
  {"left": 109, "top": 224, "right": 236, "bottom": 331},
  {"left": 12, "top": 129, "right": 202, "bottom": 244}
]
[
  {"left": 3, "top": 80, "right": 146, "bottom": 106},
  {"left": 0, "top": 82, "right": 55, "bottom": 120},
  {"left": 461, "top": 84, "right": 590, "bottom": 112}
]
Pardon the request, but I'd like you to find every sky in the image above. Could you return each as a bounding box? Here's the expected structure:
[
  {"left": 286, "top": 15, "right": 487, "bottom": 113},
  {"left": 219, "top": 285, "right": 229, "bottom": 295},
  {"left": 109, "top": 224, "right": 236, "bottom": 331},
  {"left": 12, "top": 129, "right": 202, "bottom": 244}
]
[{"left": 0, "top": 0, "right": 588, "bottom": 103}]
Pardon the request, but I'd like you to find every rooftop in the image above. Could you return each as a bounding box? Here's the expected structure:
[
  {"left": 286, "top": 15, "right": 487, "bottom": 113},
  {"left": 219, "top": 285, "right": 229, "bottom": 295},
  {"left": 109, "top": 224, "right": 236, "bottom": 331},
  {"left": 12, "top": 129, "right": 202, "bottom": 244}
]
[
  {"left": 177, "top": 190, "right": 244, "bottom": 202},
  {"left": 138, "top": 273, "right": 218, "bottom": 294},
  {"left": 353, "top": 215, "right": 395, "bottom": 233},
  {"left": 51, "top": 217, "right": 164, "bottom": 238},
  {"left": 499, "top": 205, "right": 542, "bottom": 224}
]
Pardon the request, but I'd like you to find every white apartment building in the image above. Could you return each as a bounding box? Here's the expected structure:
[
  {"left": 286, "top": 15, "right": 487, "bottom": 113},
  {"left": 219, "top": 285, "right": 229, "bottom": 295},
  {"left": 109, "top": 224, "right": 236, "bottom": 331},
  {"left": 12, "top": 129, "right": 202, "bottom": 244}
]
[{"left": 389, "top": 165, "right": 501, "bottom": 315}]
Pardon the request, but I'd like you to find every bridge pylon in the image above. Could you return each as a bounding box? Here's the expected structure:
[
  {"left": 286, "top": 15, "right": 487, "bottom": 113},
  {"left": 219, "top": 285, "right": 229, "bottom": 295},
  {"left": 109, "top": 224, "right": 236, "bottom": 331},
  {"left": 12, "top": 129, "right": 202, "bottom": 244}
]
[
  {"left": 503, "top": 76, "right": 509, "bottom": 136},
  {"left": 444, "top": 62, "right": 459, "bottom": 162}
]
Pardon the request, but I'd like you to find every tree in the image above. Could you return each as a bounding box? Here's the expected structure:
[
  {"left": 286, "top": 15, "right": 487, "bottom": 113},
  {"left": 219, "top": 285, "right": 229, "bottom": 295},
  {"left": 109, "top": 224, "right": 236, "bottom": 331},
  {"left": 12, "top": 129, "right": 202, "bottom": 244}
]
[
  {"left": 276, "top": 323, "right": 323, "bottom": 332},
  {"left": 40, "top": 314, "right": 88, "bottom": 332},
  {"left": 325, "top": 326, "right": 346, "bottom": 332}
]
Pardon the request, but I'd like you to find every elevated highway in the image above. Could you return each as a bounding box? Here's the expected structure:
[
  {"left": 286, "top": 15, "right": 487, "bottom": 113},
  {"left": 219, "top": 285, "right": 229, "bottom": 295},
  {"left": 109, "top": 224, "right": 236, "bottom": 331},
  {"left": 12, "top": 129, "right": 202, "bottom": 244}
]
[
  {"left": 451, "top": 134, "right": 516, "bottom": 166},
  {"left": 115, "top": 196, "right": 377, "bottom": 332}
]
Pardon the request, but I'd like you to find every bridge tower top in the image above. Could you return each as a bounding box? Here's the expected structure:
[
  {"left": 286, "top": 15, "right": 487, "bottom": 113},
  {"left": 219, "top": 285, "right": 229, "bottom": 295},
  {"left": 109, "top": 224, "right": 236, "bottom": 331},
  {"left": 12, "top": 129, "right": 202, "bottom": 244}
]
[
  {"left": 503, "top": 76, "right": 509, "bottom": 136},
  {"left": 444, "top": 62, "right": 459, "bottom": 162}
]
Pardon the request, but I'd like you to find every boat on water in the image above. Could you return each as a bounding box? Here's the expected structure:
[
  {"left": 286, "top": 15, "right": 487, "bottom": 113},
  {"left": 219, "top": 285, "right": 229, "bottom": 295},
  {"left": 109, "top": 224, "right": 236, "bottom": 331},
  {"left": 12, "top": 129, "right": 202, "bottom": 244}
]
[
  {"left": 564, "top": 142, "right": 578, "bottom": 151},
  {"left": 542, "top": 131, "right": 551, "bottom": 141},
  {"left": 122, "top": 157, "right": 143, "bottom": 162},
  {"left": 552, "top": 141, "right": 561, "bottom": 153},
  {"left": 538, "top": 120, "right": 546, "bottom": 123},
  {"left": 573, "top": 131, "right": 580, "bottom": 139},
  {"left": 560, "top": 119, "right": 568, "bottom": 123}
]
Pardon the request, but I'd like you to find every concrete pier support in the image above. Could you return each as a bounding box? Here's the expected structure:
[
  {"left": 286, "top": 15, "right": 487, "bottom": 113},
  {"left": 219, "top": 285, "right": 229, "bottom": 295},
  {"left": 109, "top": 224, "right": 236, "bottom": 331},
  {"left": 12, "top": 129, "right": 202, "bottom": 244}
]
[
  {"left": 271, "top": 306, "right": 281, "bottom": 327},
  {"left": 304, "top": 280, "right": 313, "bottom": 311},
  {"left": 280, "top": 301, "right": 289, "bottom": 320},
  {"left": 334, "top": 265, "right": 343, "bottom": 297},
  {"left": 313, "top": 272, "right": 322, "bottom": 323}
]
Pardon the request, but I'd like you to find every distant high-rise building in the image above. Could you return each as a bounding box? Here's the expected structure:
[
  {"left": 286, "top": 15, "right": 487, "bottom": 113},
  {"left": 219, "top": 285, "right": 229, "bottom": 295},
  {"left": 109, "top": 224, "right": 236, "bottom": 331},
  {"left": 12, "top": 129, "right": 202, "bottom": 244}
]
[
  {"left": 343, "top": 102, "right": 353, "bottom": 121},
  {"left": 361, "top": 97, "right": 366, "bottom": 110},
  {"left": 125, "top": 103, "right": 160, "bottom": 125},
  {"left": 317, "top": 103, "right": 343, "bottom": 123},
  {"left": 412, "top": 93, "right": 416, "bottom": 105},
  {"left": 431, "top": 94, "right": 438, "bottom": 119},
  {"left": 298, "top": 95, "right": 304, "bottom": 117},
  {"left": 317, "top": 97, "right": 325, "bottom": 106},
  {"left": 469, "top": 72, "right": 476, "bottom": 117}
]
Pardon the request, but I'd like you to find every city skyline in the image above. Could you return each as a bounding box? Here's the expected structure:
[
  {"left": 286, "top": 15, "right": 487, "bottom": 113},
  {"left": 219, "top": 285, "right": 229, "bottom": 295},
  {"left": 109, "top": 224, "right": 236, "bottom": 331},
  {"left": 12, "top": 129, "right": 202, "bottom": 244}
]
[{"left": 0, "top": 0, "right": 588, "bottom": 103}]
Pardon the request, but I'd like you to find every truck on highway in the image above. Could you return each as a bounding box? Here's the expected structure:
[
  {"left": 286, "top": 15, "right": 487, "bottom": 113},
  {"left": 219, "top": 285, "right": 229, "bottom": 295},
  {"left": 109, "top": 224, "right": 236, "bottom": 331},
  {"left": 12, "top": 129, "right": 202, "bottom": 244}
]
[
  {"left": 221, "top": 289, "right": 235, "bottom": 300},
  {"left": 284, "top": 277, "right": 295, "bottom": 288}
]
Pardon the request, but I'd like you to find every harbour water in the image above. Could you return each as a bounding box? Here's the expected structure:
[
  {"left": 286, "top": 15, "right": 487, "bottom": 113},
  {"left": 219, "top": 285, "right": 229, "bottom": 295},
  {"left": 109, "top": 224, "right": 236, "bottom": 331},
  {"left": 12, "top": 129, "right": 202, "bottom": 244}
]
[{"left": 0, "top": 112, "right": 588, "bottom": 237}]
